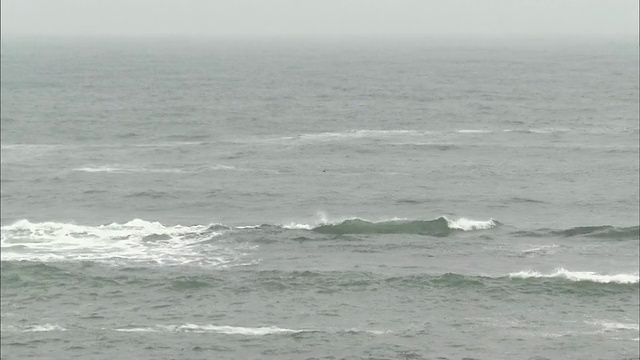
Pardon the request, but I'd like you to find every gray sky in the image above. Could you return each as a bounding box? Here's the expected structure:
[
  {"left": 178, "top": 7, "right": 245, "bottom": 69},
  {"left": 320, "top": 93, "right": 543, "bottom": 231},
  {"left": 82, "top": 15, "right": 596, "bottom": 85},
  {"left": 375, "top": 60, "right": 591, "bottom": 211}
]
[{"left": 1, "top": 0, "right": 638, "bottom": 37}]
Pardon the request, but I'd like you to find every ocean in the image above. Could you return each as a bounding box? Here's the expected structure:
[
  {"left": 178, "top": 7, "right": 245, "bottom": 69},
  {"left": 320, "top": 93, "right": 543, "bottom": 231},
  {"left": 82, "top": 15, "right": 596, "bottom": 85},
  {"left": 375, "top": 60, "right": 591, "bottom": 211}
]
[{"left": 1, "top": 37, "right": 638, "bottom": 360}]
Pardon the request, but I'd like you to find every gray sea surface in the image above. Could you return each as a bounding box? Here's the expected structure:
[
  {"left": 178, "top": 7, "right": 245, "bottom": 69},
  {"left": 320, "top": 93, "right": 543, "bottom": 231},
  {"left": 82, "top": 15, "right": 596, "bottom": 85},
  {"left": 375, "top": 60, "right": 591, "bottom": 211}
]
[{"left": 1, "top": 37, "right": 639, "bottom": 360}]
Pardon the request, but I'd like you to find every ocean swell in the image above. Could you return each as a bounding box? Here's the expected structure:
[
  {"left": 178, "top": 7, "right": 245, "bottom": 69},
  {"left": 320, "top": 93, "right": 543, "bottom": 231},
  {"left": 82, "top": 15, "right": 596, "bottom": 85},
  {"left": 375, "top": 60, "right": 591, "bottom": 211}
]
[
  {"left": 552, "top": 225, "right": 639, "bottom": 240},
  {"left": 311, "top": 217, "right": 498, "bottom": 236},
  {"left": 512, "top": 225, "right": 639, "bottom": 240}
]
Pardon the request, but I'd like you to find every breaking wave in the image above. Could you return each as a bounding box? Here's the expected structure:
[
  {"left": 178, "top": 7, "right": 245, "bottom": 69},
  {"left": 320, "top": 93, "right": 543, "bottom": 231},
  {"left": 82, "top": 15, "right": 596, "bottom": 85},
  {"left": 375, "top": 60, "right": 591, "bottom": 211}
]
[
  {"left": 0, "top": 216, "right": 496, "bottom": 265},
  {"left": 509, "top": 268, "right": 639, "bottom": 284},
  {"left": 0, "top": 219, "right": 250, "bottom": 267}
]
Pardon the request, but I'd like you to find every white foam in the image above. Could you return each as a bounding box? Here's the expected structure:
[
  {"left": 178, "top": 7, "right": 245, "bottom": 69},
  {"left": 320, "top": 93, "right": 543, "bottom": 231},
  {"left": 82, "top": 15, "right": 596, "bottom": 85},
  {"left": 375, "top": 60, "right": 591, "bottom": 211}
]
[
  {"left": 445, "top": 217, "right": 498, "bottom": 231},
  {"left": 114, "top": 327, "right": 159, "bottom": 332},
  {"left": 207, "top": 164, "right": 242, "bottom": 171},
  {"left": 595, "top": 321, "right": 640, "bottom": 332},
  {"left": 23, "top": 324, "right": 67, "bottom": 332},
  {"left": 457, "top": 129, "right": 492, "bottom": 134},
  {"left": 74, "top": 166, "right": 123, "bottom": 173},
  {"left": 73, "top": 166, "right": 184, "bottom": 174},
  {"left": 0, "top": 219, "right": 247, "bottom": 267},
  {"left": 279, "top": 211, "right": 334, "bottom": 230},
  {"left": 520, "top": 244, "right": 559, "bottom": 256},
  {"left": 281, "top": 222, "right": 315, "bottom": 230},
  {"left": 527, "top": 128, "right": 569, "bottom": 134},
  {"left": 344, "top": 328, "right": 388, "bottom": 335},
  {"left": 159, "top": 324, "right": 303, "bottom": 335},
  {"left": 297, "top": 129, "right": 424, "bottom": 141},
  {"left": 509, "top": 268, "right": 640, "bottom": 284},
  {"left": 114, "top": 324, "right": 388, "bottom": 336},
  {"left": 74, "top": 164, "right": 250, "bottom": 174},
  {"left": 504, "top": 128, "right": 570, "bottom": 134}
]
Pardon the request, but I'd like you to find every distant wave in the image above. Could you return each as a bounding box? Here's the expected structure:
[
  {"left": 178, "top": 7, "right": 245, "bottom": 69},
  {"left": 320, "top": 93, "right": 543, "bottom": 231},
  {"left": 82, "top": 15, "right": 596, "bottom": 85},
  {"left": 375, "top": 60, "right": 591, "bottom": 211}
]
[
  {"left": 587, "top": 320, "right": 640, "bottom": 332},
  {"left": 503, "top": 128, "right": 570, "bottom": 134},
  {"left": 309, "top": 217, "right": 499, "bottom": 236},
  {"left": 3, "top": 262, "right": 637, "bottom": 298},
  {"left": 72, "top": 164, "right": 247, "bottom": 174},
  {"left": 218, "top": 269, "right": 640, "bottom": 294},
  {"left": 284, "top": 129, "right": 426, "bottom": 142},
  {"left": 73, "top": 166, "right": 185, "bottom": 174},
  {"left": 514, "top": 225, "right": 639, "bottom": 240},
  {"left": 155, "top": 324, "right": 305, "bottom": 335},
  {"left": 1, "top": 324, "right": 68, "bottom": 333},
  {"left": 519, "top": 244, "right": 560, "bottom": 257},
  {"left": 0, "top": 144, "right": 63, "bottom": 150},
  {"left": 552, "top": 225, "right": 639, "bottom": 240},
  {"left": 281, "top": 128, "right": 581, "bottom": 143},
  {"left": 509, "top": 268, "right": 639, "bottom": 284},
  {"left": 13, "top": 324, "right": 68, "bottom": 332},
  {"left": 456, "top": 129, "right": 492, "bottom": 134},
  {"left": 89, "top": 324, "right": 387, "bottom": 335}
]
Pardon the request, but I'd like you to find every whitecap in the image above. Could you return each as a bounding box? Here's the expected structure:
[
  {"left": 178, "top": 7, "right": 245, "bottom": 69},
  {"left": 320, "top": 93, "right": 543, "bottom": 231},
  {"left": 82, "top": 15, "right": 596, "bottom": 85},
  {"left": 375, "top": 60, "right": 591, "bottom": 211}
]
[
  {"left": 296, "top": 129, "right": 424, "bottom": 142},
  {"left": 456, "top": 129, "right": 492, "bottom": 134},
  {"left": 589, "top": 321, "right": 640, "bottom": 332},
  {"left": 114, "top": 327, "right": 159, "bottom": 332},
  {"left": 509, "top": 268, "right": 639, "bottom": 284},
  {"left": 520, "top": 244, "right": 559, "bottom": 257},
  {"left": 124, "top": 324, "right": 388, "bottom": 336},
  {"left": 445, "top": 217, "right": 498, "bottom": 231},
  {"left": 73, "top": 166, "right": 185, "bottom": 174},
  {"left": 158, "top": 324, "right": 304, "bottom": 335},
  {"left": 281, "top": 222, "right": 315, "bottom": 230},
  {"left": 73, "top": 166, "right": 123, "bottom": 173},
  {"left": 23, "top": 324, "right": 67, "bottom": 332}
]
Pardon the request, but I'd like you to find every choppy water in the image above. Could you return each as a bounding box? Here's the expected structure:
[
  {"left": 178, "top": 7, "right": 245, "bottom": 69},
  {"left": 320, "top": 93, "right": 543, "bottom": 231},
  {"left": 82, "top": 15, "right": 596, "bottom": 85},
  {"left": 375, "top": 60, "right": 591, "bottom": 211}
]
[{"left": 1, "top": 38, "right": 639, "bottom": 360}]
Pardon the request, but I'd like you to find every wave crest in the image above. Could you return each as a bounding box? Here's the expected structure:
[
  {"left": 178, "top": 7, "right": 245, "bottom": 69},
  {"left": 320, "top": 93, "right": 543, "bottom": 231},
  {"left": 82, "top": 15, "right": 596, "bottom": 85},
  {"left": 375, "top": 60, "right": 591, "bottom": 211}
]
[
  {"left": 553, "top": 225, "right": 639, "bottom": 240},
  {"left": 509, "top": 268, "right": 639, "bottom": 284},
  {"left": 312, "top": 217, "right": 498, "bottom": 236},
  {"left": 512, "top": 225, "right": 639, "bottom": 240}
]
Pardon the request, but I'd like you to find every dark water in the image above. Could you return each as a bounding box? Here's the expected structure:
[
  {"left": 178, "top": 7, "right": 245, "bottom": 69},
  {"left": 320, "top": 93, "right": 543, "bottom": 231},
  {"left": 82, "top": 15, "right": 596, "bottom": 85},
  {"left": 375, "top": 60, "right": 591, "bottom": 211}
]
[{"left": 1, "top": 37, "right": 638, "bottom": 359}]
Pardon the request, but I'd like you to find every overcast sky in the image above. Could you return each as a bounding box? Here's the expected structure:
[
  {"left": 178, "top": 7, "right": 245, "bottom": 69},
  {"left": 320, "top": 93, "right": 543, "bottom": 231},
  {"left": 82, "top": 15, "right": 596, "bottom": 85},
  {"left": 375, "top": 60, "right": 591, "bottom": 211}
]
[{"left": 1, "top": 0, "right": 638, "bottom": 37}]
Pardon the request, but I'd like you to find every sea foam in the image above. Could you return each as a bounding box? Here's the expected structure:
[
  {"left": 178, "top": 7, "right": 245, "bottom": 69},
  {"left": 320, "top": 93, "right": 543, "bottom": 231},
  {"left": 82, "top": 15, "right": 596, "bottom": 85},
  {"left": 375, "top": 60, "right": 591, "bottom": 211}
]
[
  {"left": 0, "top": 219, "right": 244, "bottom": 267},
  {"left": 113, "top": 324, "right": 387, "bottom": 336},
  {"left": 23, "top": 324, "right": 67, "bottom": 332},
  {"left": 509, "top": 268, "right": 639, "bottom": 284},
  {"left": 156, "top": 324, "right": 305, "bottom": 335}
]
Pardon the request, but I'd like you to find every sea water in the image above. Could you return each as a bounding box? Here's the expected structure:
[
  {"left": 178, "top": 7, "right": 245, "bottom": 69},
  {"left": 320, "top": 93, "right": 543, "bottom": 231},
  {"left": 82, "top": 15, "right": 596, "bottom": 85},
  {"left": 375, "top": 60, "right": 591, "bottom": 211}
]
[{"left": 1, "top": 37, "right": 638, "bottom": 359}]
